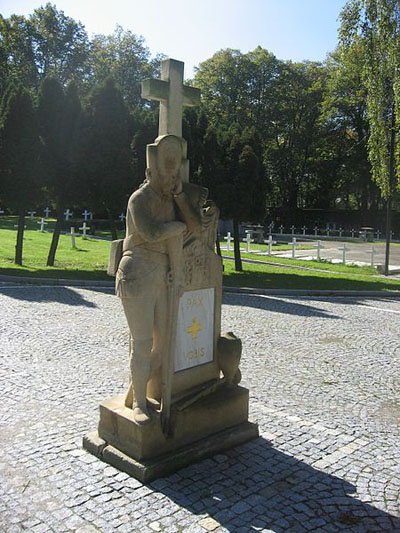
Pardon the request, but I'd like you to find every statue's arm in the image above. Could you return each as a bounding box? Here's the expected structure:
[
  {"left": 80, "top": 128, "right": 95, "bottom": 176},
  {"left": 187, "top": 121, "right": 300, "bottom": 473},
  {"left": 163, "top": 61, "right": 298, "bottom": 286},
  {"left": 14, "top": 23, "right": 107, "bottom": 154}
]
[{"left": 132, "top": 197, "right": 185, "bottom": 242}]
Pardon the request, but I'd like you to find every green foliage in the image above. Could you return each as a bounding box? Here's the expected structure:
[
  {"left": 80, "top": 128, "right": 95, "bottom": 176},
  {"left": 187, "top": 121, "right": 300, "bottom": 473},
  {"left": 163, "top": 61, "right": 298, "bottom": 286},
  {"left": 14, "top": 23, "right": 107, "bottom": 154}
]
[
  {"left": 79, "top": 78, "right": 132, "bottom": 217},
  {"left": 0, "top": 3, "right": 90, "bottom": 92},
  {"left": 89, "top": 25, "right": 157, "bottom": 109},
  {"left": 0, "top": 83, "right": 40, "bottom": 209},
  {"left": 339, "top": 0, "right": 400, "bottom": 197}
]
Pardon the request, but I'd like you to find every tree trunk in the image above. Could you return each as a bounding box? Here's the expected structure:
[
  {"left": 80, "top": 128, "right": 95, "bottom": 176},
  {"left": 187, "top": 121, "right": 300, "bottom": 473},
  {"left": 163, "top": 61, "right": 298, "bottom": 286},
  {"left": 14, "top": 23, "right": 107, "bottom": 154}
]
[
  {"left": 47, "top": 205, "right": 63, "bottom": 267},
  {"left": 15, "top": 208, "right": 25, "bottom": 265},
  {"left": 233, "top": 218, "right": 242, "bottom": 272},
  {"left": 384, "top": 104, "right": 396, "bottom": 276},
  {"left": 215, "top": 232, "right": 222, "bottom": 257},
  {"left": 108, "top": 210, "right": 118, "bottom": 241}
]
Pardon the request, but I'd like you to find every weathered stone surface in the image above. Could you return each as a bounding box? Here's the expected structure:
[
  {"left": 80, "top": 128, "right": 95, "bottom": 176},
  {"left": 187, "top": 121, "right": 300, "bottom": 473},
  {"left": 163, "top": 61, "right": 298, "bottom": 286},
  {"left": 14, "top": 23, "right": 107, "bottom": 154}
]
[
  {"left": 100, "top": 421, "right": 258, "bottom": 484},
  {"left": 96, "top": 385, "right": 250, "bottom": 461}
]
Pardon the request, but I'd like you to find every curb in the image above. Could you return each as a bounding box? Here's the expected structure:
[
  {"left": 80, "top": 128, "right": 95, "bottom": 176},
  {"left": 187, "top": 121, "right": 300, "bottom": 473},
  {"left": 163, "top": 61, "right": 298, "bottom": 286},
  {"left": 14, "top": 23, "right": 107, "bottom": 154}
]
[
  {"left": 222, "top": 286, "right": 400, "bottom": 298},
  {"left": 0, "top": 274, "right": 114, "bottom": 287},
  {"left": 0, "top": 273, "right": 399, "bottom": 298}
]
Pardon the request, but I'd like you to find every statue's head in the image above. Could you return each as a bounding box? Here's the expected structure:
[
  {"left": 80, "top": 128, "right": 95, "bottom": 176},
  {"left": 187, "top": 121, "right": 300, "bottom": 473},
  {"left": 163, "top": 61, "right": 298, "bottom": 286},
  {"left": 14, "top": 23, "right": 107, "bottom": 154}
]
[{"left": 146, "top": 135, "right": 187, "bottom": 194}]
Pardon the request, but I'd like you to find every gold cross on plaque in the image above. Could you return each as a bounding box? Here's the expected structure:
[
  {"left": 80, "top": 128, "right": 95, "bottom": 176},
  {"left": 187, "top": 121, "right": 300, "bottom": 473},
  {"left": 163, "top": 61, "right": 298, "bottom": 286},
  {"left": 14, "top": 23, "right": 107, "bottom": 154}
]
[{"left": 187, "top": 317, "right": 203, "bottom": 340}]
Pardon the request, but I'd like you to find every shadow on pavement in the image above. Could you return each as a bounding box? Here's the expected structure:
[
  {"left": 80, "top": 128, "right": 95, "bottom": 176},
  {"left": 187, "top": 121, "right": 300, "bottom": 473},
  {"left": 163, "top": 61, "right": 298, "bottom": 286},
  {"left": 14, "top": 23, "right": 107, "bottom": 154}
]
[
  {"left": 0, "top": 286, "right": 97, "bottom": 307},
  {"left": 152, "top": 436, "right": 400, "bottom": 532},
  {"left": 223, "top": 293, "right": 341, "bottom": 319}
]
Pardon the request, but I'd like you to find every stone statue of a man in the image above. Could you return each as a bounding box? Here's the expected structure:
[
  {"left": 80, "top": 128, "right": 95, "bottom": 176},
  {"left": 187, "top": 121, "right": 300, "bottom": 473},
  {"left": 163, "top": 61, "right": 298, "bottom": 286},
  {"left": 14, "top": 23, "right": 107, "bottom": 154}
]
[{"left": 116, "top": 134, "right": 200, "bottom": 425}]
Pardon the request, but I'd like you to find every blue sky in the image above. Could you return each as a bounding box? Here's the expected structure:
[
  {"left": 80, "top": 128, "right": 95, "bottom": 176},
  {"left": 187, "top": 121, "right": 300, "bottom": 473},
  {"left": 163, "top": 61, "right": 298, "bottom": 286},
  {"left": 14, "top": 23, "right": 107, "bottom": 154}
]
[{"left": 1, "top": 0, "right": 348, "bottom": 77}]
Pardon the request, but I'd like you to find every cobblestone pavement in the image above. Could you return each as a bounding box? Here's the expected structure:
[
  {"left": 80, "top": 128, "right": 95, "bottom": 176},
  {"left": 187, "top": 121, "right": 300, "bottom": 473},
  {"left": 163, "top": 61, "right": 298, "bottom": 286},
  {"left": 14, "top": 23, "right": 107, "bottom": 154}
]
[{"left": 1, "top": 286, "right": 400, "bottom": 532}]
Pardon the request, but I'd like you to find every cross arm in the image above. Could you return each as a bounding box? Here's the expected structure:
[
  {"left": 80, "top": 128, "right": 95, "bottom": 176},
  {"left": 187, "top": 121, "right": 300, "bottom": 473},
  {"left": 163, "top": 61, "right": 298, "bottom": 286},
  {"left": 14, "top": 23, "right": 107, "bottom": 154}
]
[
  {"left": 141, "top": 78, "right": 169, "bottom": 101},
  {"left": 183, "top": 86, "right": 201, "bottom": 106}
]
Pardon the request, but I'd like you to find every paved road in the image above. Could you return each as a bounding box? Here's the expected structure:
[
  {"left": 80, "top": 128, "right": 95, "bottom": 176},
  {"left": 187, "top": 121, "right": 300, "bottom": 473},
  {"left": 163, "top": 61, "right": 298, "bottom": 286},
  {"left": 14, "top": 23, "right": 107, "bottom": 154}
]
[
  {"left": 249, "top": 239, "right": 400, "bottom": 269},
  {"left": 1, "top": 286, "right": 400, "bottom": 532}
]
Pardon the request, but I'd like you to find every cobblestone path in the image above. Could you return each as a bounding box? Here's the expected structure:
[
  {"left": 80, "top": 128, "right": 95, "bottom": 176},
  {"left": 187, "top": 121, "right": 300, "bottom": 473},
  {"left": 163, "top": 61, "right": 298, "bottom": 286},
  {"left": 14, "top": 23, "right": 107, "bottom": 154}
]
[{"left": 1, "top": 286, "right": 399, "bottom": 532}]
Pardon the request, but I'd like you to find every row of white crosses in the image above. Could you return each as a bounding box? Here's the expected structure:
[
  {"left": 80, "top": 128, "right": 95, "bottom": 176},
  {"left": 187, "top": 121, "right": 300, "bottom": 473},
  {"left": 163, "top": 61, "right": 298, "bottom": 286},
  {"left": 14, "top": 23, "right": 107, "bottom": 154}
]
[{"left": 271, "top": 224, "right": 392, "bottom": 240}]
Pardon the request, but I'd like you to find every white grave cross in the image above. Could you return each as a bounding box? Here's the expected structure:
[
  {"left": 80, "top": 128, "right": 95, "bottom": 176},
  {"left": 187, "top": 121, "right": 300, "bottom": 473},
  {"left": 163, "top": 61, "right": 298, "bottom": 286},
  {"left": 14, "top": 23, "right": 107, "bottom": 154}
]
[
  {"left": 267, "top": 235, "right": 276, "bottom": 256},
  {"left": 225, "top": 231, "right": 232, "bottom": 251},
  {"left": 142, "top": 58, "right": 201, "bottom": 138},
  {"left": 367, "top": 247, "right": 377, "bottom": 267},
  {"left": 43, "top": 207, "right": 51, "bottom": 218},
  {"left": 291, "top": 237, "right": 298, "bottom": 259},
  {"left": 82, "top": 209, "right": 90, "bottom": 221},
  {"left": 79, "top": 222, "right": 90, "bottom": 239},
  {"left": 313, "top": 240, "right": 325, "bottom": 261},
  {"left": 245, "top": 232, "right": 252, "bottom": 252},
  {"left": 64, "top": 209, "right": 73, "bottom": 221},
  {"left": 28, "top": 210, "right": 36, "bottom": 219},
  {"left": 70, "top": 226, "right": 77, "bottom": 249},
  {"left": 119, "top": 213, "right": 126, "bottom": 222},
  {"left": 339, "top": 244, "right": 350, "bottom": 264},
  {"left": 37, "top": 218, "right": 47, "bottom": 232}
]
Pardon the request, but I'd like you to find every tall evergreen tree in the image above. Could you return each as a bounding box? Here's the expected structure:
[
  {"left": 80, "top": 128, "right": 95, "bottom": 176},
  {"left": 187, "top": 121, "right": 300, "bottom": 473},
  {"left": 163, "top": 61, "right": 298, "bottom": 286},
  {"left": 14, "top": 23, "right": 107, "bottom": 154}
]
[
  {"left": 79, "top": 78, "right": 132, "bottom": 240},
  {"left": 0, "top": 84, "right": 40, "bottom": 264},
  {"left": 38, "top": 77, "right": 82, "bottom": 266}
]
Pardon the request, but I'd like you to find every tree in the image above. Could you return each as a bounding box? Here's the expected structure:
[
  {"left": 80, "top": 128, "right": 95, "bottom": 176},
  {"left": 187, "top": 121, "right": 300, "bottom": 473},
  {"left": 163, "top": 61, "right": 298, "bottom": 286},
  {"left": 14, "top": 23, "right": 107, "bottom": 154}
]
[
  {"left": 0, "top": 84, "right": 40, "bottom": 264},
  {"left": 0, "top": 4, "right": 90, "bottom": 92},
  {"left": 38, "top": 77, "right": 82, "bottom": 266},
  {"left": 339, "top": 0, "right": 400, "bottom": 274},
  {"left": 89, "top": 26, "right": 158, "bottom": 110},
  {"left": 265, "top": 61, "right": 326, "bottom": 210},
  {"left": 79, "top": 78, "right": 132, "bottom": 240},
  {"left": 323, "top": 42, "right": 380, "bottom": 213}
]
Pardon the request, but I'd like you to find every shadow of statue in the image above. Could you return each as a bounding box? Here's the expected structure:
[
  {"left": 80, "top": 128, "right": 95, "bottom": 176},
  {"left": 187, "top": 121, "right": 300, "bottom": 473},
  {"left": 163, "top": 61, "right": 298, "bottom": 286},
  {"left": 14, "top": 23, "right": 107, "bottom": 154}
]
[{"left": 149, "top": 436, "right": 400, "bottom": 532}]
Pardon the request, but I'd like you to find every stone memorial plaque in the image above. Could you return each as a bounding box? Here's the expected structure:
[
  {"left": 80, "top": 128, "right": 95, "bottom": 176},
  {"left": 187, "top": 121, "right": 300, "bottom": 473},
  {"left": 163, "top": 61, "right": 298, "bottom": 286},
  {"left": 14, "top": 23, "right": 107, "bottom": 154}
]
[{"left": 174, "top": 288, "right": 215, "bottom": 372}]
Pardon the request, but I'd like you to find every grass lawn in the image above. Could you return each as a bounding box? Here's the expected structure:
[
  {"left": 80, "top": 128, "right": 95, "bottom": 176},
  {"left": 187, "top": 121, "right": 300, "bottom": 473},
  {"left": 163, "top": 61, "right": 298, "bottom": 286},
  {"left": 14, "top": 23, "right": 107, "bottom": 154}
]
[
  {"left": 0, "top": 226, "right": 110, "bottom": 281},
  {"left": 222, "top": 259, "right": 400, "bottom": 291},
  {"left": 1, "top": 218, "right": 400, "bottom": 291}
]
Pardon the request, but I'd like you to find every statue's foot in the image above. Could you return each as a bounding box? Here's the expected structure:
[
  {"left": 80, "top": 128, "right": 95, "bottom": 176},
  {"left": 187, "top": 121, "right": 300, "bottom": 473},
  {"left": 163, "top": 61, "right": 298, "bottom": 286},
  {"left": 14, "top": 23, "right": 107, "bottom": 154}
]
[{"left": 133, "top": 406, "right": 151, "bottom": 425}]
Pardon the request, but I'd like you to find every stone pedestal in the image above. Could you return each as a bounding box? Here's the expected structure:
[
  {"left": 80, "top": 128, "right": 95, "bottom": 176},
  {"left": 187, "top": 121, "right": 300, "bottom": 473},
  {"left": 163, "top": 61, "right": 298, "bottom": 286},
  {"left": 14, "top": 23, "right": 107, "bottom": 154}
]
[{"left": 83, "top": 384, "right": 258, "bottom": 483}]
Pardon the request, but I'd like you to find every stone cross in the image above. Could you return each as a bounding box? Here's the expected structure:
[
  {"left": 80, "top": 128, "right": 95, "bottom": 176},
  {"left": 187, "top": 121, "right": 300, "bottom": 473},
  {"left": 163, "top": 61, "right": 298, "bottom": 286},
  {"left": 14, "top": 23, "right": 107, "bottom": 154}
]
[
  {"left": 314, "top": 226, "right": 318, "bottom": 236},
  {"left": 37, "top": 218, "right": 47, "bottom": 232},
  {"left": 351, "top": 228, "right": 355, "bottom": 238},
  {"left": 64, "top": 209, "right": 73, "bottom": 221},
  {"left": 225, "top": 232, "right": 232, "bottom": 251},
  {"left": 290, "top": 225, "right": 295, "bottom": 235},
  {"left": 70, "top": 226, "right": 77, "bottom": 249},
  {"left": 79, "top": 222, "right": 90, "bottom": 239},
  {"left": 279, "top": 225, "right": 284, "bottom": 234},
  {"left": 43, "top": 207, "right": 51, "bottom": 218},
  {"left": 313, "top": 240, "right": 325, "bottom": 261},
  {"left": 141, "top": 58, "right": 201, "bottom": 138},
  {"left": 302, "top": 225, "right": 307, "bottom": 236},
  {"left": 89, "top": 211, "right": 94, "bottom": 220},
  {"left": 339, "top": 244, "right": 350, "bottom": 264},
  {"left": 291, "top": 237, "right": 298, "bottom": 259},
  {"left": 267, "top": 235, "right": 276, "bottom": 256},
  {"left": 268, "top": 222, "right": 274, "bottom": 234},
  {"left": 375, "top": 229, "right": 381, "bottom": 240},
  {"left": 28, "top": 210, "right": 36, "bottom": 219},
  {"left": 339, "top": 227, "right": 343, "bottom": 238},
  {"left": 82, "top": 209, "right": 90, "bottom": 221},
  {"left": 326, "top": 225, "right": 330, "bottom": 237},
  {"left": 119, "top": 213, "right": 126, "bottom": 222}
]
